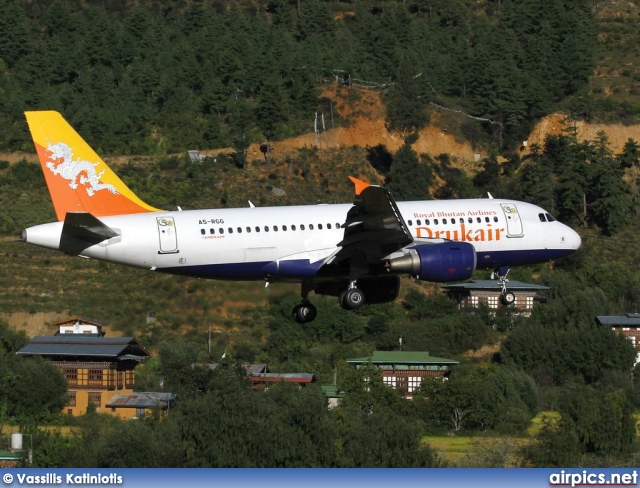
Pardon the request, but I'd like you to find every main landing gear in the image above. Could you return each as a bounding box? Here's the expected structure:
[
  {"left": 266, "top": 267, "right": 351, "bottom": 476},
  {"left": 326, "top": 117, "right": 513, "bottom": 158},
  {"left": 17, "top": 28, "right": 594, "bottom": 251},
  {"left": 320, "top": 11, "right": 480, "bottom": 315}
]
[
  {"left": 493, "top": 266, "right": 515, "bottom": 305},
  {"left": 292, "top": 280, "right": 366, "bottom": 323},
  {"left": 339, "top": 282, "right": 365, "bottom": 310}
]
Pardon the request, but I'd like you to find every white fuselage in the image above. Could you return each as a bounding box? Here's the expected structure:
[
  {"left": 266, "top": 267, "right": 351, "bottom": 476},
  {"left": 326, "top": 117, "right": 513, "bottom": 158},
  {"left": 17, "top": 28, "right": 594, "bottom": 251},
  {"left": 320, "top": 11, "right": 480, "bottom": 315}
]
[{"left": 22, "top": 198, "right": 581, "bottom": 281}]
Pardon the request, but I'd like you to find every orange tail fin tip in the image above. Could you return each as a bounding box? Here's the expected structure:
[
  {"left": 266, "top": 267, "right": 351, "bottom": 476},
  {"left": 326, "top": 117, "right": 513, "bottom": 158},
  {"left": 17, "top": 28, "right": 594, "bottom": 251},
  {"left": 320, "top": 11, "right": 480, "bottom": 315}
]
[
  {"left": 348, "top": 176, "right": 371, "bottom": 196},
  {"left": 25, "top": 111, "right": 161, "bottom": 221}
]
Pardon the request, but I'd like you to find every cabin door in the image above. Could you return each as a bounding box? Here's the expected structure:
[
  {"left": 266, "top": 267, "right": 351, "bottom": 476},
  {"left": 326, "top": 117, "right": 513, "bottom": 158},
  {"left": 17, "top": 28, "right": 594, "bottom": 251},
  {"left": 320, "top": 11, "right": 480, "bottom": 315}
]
[{"left": 157, "top": 217, "right": 179, "bottom": 253}]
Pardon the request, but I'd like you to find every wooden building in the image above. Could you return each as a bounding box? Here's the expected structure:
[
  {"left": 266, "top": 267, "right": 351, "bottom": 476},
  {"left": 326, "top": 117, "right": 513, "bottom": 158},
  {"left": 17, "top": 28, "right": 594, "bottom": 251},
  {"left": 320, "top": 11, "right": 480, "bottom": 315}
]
[
  {"left": 16, "top": 335, "right": 150, "bottom": 417},
  {"left": 442, "top": 280, "right": 549, "bottom": 315},
  {"left": 203, "top": 363, "right": 316, "bottom": 388},
  {"left": 596, "top": 314, "right": 640, "bottom": 365},
  {"left": 105, "top": 392, "right": 176, "bottom": 419},
  {"left": 53, "top": 317, "right": 106, "bottom": 336},
  {"left": 346, "top": 351, "right": 458, "bottom": 398}
]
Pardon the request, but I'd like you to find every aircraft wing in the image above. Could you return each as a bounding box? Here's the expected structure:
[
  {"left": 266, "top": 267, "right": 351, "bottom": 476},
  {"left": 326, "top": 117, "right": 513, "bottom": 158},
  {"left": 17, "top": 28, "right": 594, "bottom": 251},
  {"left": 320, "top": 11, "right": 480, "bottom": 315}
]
[{"left": 327, "top": 177, "right": 414, "bottom": 267}]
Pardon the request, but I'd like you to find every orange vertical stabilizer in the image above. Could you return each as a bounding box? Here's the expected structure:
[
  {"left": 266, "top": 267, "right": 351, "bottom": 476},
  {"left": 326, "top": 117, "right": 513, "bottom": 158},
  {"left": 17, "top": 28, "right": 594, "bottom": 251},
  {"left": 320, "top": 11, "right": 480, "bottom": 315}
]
[{"left": 25, "top": 111, "right": 162, "bottom": 221}]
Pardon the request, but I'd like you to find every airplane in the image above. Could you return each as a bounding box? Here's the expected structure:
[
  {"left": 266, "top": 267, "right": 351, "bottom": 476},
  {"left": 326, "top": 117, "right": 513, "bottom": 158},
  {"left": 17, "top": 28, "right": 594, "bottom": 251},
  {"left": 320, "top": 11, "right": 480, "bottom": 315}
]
[{"left": 21, "top": 111, "right": 582, "bottom": 323}]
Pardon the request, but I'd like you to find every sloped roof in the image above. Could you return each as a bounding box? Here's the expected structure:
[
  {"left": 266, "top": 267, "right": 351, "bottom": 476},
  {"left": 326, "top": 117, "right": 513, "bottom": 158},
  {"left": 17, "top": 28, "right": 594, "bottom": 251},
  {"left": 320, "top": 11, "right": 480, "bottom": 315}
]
[
  {"left": 16, "top": 336, "right": 149, "bottom": 359},
  {"left": 251, "top": 373, "right": 316, "bottom": 383},
  {"left": 441, "top": 280, "right": 549, "bottom": 291},
  {"left": 105, "top": 392, "right": 175, "bottom": 409},
  {"left": 53, "top": 317, "right": 106, "bottom": 327},
  {"left": 596, "top": 314, "right": 640, "bottom": 326},
  {"left": 346, "top": 351, "right": 458, "bottom": 365}
]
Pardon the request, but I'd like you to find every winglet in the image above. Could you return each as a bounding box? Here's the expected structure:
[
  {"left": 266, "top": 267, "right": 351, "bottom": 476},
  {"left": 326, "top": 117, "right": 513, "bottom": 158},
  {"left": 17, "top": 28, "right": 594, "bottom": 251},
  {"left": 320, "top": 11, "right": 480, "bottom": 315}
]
[
  {"left": 25, "top": 111, "right": 162, "bottom": 221},
  {"left": 349, "top": 176, "right": 371, "bottom": 196}
]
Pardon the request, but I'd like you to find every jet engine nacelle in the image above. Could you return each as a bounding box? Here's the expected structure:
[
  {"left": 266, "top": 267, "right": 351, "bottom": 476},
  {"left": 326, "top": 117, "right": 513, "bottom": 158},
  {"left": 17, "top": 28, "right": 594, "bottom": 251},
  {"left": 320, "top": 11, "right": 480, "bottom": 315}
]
[{"left": 386, "top": 242, "right": 477, "bottom": 282}]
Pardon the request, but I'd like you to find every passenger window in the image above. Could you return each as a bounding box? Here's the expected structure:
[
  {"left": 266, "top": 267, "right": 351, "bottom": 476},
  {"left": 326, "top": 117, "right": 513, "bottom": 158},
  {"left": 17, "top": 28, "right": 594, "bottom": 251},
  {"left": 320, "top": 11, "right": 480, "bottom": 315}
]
[
  {"left": 273, "top": 226, "right": 278, "bottom": 231},
  {"left": 327, "top": 224, "right": 332, "bottom": 229},
  {"left": 416, "top": 219, "right": 421, "bottom": 226},
  {"left": 477, "top": 217, "right": 481, "bottom": 223},
  {"left": 425, "top": 219, "right": 430, "bottom": 225},
  {"left": 539, "top": 213, "right": 546, "bottom": 222},
  {"left": 545, "top": 213, "right": 556, "bottom": 222},
  {"left": 309, "top": 224, "right": 314, "bottom": 230},
  {"left": 460, "top": 218, "right": 464, "bottom": 224},
  {"left": 318, "top": 224, "right": 323, "bottom": 230},
  {"left": 210, "top": 229, "right": 215, "bottom": 234},
  {"left": 485, "top": 217, "right": 490, "bottom": 222},
  {"left": 408, "top": 220, "right": 413, "bottom": 226},
  {"left": 443, "top": 218, "right": 447, "bottom": 224},
  {"left": 237, "top": 227, "right": 242, "bottom": 233},
  {"left": 468, "top": 217, "right": 473, "bottom": 223},
  {"left": 264, "top": 226, "right": 269, "bottom": 232},
  {"left": 283, "top": 225, "right": 287, "bottom": 231},
  {"left": 493, "top": 216, "right": 498, "bottom": 222},
  {"left": 291, "top": 225, "right": 296, "bottom": 231},
  {"left": 255, "top": 226, "right": 260, "bottom": 232},
  {"left": 219, "top": 228, "right": 224, "bottom": 234},
  {"left": 228, "top": 228, "right": 233, "bottom": 234},
  {"left": 301, "top": 224, "right": 305, "bottom": 230},
  {"left": 246, "top": 227, "right": 251, "bottom": 233},
  {"left": 336, "top": 222, "right": 340, "bottom": 228},
  {"left": 200, "top": 229, "right": 205, "bottom": 235},
  {"left": 434, "top": 219, "right": 439, "bottom": 225}
]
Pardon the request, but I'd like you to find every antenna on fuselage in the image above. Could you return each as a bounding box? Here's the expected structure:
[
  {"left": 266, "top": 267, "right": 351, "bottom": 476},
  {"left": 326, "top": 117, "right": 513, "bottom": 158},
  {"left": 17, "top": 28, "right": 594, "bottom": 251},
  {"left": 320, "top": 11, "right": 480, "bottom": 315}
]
[{"left": 487, "top": 192, "right": 494, "bottom": 199}]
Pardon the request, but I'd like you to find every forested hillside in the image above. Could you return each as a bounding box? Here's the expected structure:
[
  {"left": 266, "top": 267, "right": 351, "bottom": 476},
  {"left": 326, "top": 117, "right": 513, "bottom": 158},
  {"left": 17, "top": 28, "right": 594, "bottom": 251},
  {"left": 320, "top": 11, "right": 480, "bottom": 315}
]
[
  {"left": 0, "top": 0, "right": 598, "bottom": 155},
  {"left": 2, "top": 0, "right": 640, "bottom": 469}
]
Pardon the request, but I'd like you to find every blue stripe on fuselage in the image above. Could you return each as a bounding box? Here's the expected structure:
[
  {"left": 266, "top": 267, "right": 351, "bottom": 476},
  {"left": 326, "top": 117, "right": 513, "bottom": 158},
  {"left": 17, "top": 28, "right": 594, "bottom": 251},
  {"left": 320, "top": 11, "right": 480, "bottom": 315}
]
[{"left": 156, "top": 248, "right": 574, "bottom": 281}]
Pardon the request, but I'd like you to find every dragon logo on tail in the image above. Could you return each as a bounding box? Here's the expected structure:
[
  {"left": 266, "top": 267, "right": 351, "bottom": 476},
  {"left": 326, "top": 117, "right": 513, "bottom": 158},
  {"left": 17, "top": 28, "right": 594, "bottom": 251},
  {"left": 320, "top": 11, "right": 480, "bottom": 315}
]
[{"left": 45, "top": 142, "right": 118, "bottom": 196}]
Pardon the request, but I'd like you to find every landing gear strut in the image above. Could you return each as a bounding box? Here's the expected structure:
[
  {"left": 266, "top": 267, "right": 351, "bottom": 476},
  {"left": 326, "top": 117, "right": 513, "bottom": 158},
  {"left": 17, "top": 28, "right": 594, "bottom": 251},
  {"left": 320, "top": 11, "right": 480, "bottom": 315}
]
[{"left": 493, "top": 266, "right": 515, "bottom": 305}]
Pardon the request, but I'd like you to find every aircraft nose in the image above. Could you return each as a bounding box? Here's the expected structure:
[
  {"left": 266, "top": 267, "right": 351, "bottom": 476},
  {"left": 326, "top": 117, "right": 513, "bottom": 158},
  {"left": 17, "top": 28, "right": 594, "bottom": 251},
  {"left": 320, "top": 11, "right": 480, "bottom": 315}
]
[{"left": 565, "top": 227, "right": 581, "bottom": 250}]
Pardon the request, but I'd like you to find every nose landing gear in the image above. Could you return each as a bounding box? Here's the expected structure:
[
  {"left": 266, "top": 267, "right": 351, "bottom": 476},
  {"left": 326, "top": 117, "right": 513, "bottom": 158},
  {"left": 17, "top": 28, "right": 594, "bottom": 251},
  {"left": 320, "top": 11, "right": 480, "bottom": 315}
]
[{"left": 493, "top": 266, "right": 515, "bottom": 305}]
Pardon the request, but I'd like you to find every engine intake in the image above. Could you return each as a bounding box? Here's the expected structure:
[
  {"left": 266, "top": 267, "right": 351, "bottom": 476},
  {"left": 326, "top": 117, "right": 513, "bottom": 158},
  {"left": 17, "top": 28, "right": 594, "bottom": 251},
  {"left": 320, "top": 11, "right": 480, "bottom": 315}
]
[{"left": 387, "top": 242, "right": 477, "bottom": 282}]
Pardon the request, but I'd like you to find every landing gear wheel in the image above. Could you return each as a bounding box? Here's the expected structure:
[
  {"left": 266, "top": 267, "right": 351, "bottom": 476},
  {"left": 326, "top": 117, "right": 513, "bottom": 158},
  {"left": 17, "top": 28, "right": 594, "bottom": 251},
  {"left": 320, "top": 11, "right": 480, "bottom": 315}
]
[
  {"left": 292, "top": 303, "right": 318, "bottom": 324},
  {"left": 500, "top": 291, "right": 515, "bottom": 306},
  {"left": 339, "top": 288, "right": 365, "bottom": 310}
]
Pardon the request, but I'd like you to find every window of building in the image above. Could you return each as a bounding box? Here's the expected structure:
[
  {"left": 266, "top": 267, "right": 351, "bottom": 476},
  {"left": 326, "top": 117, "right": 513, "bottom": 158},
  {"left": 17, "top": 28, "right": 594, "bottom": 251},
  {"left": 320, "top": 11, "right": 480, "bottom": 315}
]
[
  {"left": 408, "top": 377, "right": 422, "bottom": 392},
  {"left": 88, "top": 369, "right": 103, "bottom": 386},
  {"left": 383, "top": 376, "right": 396, "bottom": 388},
  {"left": 64, "top": 368, "right": 78, "bottom": 385},
  {"left": 487, "top": 296, "right": 499, "bottom": 309},
  {"left": 125, "top": 370, "right": 135, "bottom": 388},
  {"left": 526, "top": 296, "right": 534, "bottom": 309},
  {"left": 88, "top": 392, "right": 101, "bottom": 407},
  {"left": 136, "top": 408, "right": 145, "bottom": 418},
  {"left": 66, "top": 391, "right": 76, "bottom": 407}
]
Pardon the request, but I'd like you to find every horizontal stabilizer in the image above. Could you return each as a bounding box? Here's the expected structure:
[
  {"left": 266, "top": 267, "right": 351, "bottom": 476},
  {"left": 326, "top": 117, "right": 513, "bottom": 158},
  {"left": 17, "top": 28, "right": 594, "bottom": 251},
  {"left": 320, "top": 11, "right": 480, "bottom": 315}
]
[{"left": 62, "top": 212, "right": 120, "bottom": 244}]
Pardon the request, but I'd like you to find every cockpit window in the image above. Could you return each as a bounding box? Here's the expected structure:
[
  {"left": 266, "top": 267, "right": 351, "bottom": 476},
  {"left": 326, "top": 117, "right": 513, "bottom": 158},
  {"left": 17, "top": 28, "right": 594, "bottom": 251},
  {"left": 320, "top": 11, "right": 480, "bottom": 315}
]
[
  {"left": 545, "top": 213, "right": 556, "bottom": 222},
  {"left": 539, "top": 213, "right": 547, "bottom": 222}
]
